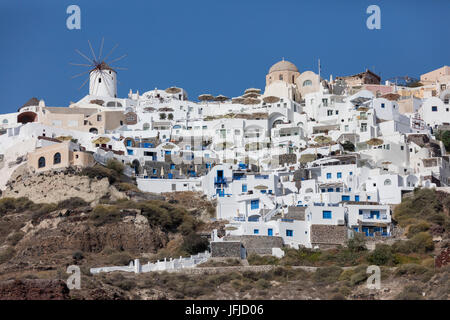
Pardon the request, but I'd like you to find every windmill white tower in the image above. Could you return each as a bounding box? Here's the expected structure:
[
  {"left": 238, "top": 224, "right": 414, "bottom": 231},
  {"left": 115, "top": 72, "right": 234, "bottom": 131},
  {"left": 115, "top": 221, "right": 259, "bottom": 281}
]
[
  {"left": 71, "top": 38, "right": 127, "bottom": 98},
  {"left": 89, "top": 62, "right": 117, "bottom": 98}
]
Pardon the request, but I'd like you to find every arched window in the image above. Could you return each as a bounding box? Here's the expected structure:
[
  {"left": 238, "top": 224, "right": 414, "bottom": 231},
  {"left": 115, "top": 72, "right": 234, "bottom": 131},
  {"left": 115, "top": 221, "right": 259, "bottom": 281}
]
[
  {"left": 279, "top": 74, "right": 283, "bottom": 81},
  {"left": 38, "top": 157, "right": 46, "bottom": 168},
  {"left": 303, "top": 80, "right": 312, "bottom": 87},
  {"left": 2, "top": 119, "right": 8, "bottom": 124},
  {"left": 53, "top": 152, "right": 61, "bottom": 164},
  {"left": 384, "top": 179, "right": 392, "bottom": 186}
]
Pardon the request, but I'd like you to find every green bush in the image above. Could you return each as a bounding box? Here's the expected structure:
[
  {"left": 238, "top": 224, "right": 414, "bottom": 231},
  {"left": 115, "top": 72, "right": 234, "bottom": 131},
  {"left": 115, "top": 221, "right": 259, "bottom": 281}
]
[
  {"left": 81, "top": 165, "right": 119, "bottom": 184},
  {"left": 117, "top": 279, "right": 136, "bottom": 291},
  {"left": 0, "top": 197, "right": 35, "bottom": 215},
  {"left": 367, "top": 244, "right": 395, "bottom": 266},
  {"left": 57, "top": 197, "right": 89, "bottom": 210},
  {"left": 89, "top": 205, "right": 121, "bottom": 226},
  {"left": 106, "top": 159, "right": 124, "bottom": 175},
  {"left": 393, "top": 232, "right": 434, "bottom": 254},
  {"left": 115, "top": 182, "right": 139, "bottom": 192},
  {"left": 247, "top": 254, "right": 280, "bottom": 266},
  {"left": 31, "top": 203, "right": 58, "bottom": 223},
  {"left": 181, "top": 233, "right": 209, "bottom": 255},
  {"left": 394, "top": 188, "right": 442, "bottom": 226},
  {"left": 346, "top": 233, "right": 367, "bottom": 252},
  {"left": 108, "top": 252, "right": 133, "bottom": 265},
  {"left": 407, "top": 221, "right": 430, "bottom": 238},
  {"left": 395, "top": 284, "right": 424, "bottom": 300},
  {"left": 138, "top": 201, "right": 193, "bottom": 233},
  {"left": 313, "top": 266, "right": 342, "bottom": 285}
]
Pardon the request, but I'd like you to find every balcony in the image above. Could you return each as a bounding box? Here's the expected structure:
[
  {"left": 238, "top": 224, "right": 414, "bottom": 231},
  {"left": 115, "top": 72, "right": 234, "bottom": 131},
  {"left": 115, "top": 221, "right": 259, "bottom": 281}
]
[{"left": 214, "top": 177, "right": 227, "bottom": 185}]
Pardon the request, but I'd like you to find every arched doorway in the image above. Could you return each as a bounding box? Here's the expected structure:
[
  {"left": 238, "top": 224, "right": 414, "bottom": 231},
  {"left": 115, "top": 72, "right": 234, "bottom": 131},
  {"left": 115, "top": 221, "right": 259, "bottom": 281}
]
[
  {"left": 132, "top": 159, "right": 140, "bottom": 175},
  {"left": 17, "top": 111, "right": 37, "bottom": 124}
]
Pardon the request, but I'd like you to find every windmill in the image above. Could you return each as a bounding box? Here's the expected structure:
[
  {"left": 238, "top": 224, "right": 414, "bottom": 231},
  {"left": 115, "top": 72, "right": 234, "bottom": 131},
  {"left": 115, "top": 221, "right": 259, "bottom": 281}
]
[{"left": 70, "top": 38, "right": 127, "bottom": 98}]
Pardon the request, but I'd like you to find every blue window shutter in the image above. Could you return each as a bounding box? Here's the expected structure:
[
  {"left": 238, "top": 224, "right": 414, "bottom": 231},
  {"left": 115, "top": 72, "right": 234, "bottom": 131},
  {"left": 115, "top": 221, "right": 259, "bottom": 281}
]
[{"left": 322, "top": 210, "right": 332, "bottom": 219}]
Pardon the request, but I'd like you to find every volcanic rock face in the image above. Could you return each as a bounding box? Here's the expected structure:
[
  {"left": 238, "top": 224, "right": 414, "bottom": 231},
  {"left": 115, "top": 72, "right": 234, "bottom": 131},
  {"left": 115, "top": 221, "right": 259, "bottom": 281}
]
[
  {"left": 3, "top": 167, "right": 126, "bottom": 204},
  {"left": 0, "top": 279, "right": 70, "bottom": 300}
]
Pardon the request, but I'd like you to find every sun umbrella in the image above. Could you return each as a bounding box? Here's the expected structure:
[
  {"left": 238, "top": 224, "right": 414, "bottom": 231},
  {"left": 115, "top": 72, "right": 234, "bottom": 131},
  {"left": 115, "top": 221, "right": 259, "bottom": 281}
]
[
  {"left": 243, "top": 92, "right": 260, "bottom": 99},
  {"left": 232, "top": 97, "right": 245, "bottom": 104},
  {"left": 243, "top": 98, "right": 261, "bottom": 105},
  {"left": 92, "top": 137, "right": 111, "bottom": 144},
  {"left": 198, "top": 94, "right": 214, "bottom": 102},
  {"left": 314, "top": 136, "right": 332, "bottom": 145},
  {"left": 165, "top": 87, "right": 181, "bottom": 94},
  {"left": 244, "top": 88, "right": 261, "bottom": 95},
  {"left": 254, "top": 185, "right": 268, "bottom": 190},
  {"left": 366, "top": 138, "right": 384, "bottom": 146},
  {"left": 214, "top": 95, "right": 229, "bottom": 102},
  {"left": 263, "top": 96, "right": 280, "bottom": 104}
]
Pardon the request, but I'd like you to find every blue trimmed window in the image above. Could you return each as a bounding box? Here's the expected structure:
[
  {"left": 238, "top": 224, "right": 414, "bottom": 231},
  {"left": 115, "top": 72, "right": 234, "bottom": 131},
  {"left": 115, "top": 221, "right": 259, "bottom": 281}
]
[
  {"left": 337, "top": 172, "right": 342, "bottom": 178},
  {"left": 242, "top": 184, "right": 247, "bottom": 192},
  {"left": 251, "top": 200, "right": 259, "bottom": 210},
  {"left": 322, "top": 210, "right": 332, "bottom": 219},
  {"left": 341, "top": 195, "right": 350, "bottom": 201},
  {"left": 253, "top": 229, "right": 259, "bottom": 235},
  {"left": 326, "top": 173, "right": 332, "bottom": 179},
  {"left": 286, "top": 229, "right": 293, "bottom": 237}
]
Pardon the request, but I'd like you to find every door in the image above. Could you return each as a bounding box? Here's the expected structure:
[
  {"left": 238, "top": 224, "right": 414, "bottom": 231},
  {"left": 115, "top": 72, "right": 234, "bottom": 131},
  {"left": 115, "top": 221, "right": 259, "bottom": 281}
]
[
  {"left": 355, "top": 195, "right": 360, "bottom": 202},
  {"left": 268, "top": 228, "right": 273, "bottom": 236}
]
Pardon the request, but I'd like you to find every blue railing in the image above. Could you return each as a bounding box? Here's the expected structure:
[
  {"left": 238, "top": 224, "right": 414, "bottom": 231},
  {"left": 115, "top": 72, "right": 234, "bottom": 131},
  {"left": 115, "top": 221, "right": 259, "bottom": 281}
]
[{"left": 214, "top": 177, "right": 227, "bottom": 185}]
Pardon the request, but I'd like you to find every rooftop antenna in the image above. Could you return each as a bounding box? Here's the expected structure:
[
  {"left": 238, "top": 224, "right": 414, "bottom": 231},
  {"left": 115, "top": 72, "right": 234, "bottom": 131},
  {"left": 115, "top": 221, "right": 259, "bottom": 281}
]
[{"left": 70, "top": 37, "right": 128, "bottom": 91}]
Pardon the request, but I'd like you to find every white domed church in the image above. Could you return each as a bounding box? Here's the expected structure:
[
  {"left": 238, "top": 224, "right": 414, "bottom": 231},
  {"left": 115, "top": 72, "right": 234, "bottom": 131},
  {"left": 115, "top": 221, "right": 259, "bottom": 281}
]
[{"left": 264, "top": 59, "right": 321, "bottom": 102}]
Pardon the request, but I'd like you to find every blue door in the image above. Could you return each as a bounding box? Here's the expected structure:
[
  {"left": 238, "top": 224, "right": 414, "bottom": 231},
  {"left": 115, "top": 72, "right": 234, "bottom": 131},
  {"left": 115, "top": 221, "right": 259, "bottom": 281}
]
[
  {"left": 268, "top": 228, "right": 273, "bottom": 236},
  {"left": 355, "top": 195, "right": 360, "bottom": 202}
]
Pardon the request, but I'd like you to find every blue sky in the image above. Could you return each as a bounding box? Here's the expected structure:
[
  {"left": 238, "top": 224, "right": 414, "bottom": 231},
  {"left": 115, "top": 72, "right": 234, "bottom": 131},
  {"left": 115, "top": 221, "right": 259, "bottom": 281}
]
[{"left": 0, "top": 0, "right": 449, "bottom": 113}]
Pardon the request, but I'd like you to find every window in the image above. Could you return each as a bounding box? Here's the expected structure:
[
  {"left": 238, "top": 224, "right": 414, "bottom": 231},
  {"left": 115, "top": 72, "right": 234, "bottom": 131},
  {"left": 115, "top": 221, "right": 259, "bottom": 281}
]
[
  {"left": 326, "top": 173, "right": 332, "bottom": 179},
  {"left": 322, "top": 211, "right": 332, "bottom": 219},
  {"left": 384, "top": 179, "right": 392, "bottom": 186},
  {"left": 321, "top": 188, "right": 326, "bottom": 193},
  {"left": 286, "top": 229, "right": 293, "bottom": 237},
  {"left": 322, "top": 99, "right": 328, "bottom": 107},
  {"left": 303, "top": 80, "right": 312, "bottom": 87},
  {"left": 279, "top": 74, "right": 283, "bottom": 81},
  {"left": 431, "top": 106, "right": 438, "bottom": 112},
  {"left": 327, "top": 188, "right": 333, "bottom": 192},
  {"left": 337, "top": 172, "right": 342, "bottom": 178},
  {"left": 242, "top": 184, "right": 247, "bottom": 193},
  {"left": 97, "top": 115, "right": 102, "bottom": 121},
  {"left": 368, "top": 196, "right": 371, "bottom": 200},
  {"left": 53, "top": 153, "right": 61, "bottom": 164},
  {"left": 336, "top": 187, "right": 340, "bottom": 192},
  {"left": 349, "top": 171, "right": 353, "bottom": 176},
  {"left": 2, "top": 119, "right": 8, "bottom": 124},
  {"left": 342, "top": 195, "right": 350, "bottom": 201},
  {"left": 355, "top": 195, "right": 360, "bottom": 202},
  {"left": 251, "top": 199, "right": 259, "bottom": 210},
  {"left": 170, "top": 164, "right": 175, "bottom": 170},
  {"left": 98, "top": 78, "right": 101, "bottom": 83},
  {"left": 327, "top": 110, "right": 333, "bottom": 116},
  {"left": 38, "top": 157, "right": 45, "bottom": 168},
  {"left": 253, "top": 229, "right": 259, "bottom": 235},
  {"left": 381, "top": 103, "right": 385, "bottom": 108},
  {"left": 400, "top": 146, "right": 404, "bottom": 151}
]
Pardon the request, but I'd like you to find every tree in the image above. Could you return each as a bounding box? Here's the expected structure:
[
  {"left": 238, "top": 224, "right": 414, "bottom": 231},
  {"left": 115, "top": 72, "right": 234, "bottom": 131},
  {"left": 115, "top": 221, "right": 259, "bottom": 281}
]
[
  {"left": 168, "top": 113, "right": 174, "bottom": 120},
  {"left": 341, "top": 141, "right": 355, "bottom": 152},
  {"left": 159, "top": 113, "right": 166, "bottom": 120},
  {"left": 436, "top": 130, "right": 450, "bottom": 152}
]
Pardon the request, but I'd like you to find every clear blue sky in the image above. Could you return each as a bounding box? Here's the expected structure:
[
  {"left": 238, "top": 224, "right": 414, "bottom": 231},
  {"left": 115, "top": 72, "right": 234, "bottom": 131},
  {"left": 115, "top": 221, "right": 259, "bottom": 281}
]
[{"left": 1, "top": 0, "right": 449, "bottom": 113}]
